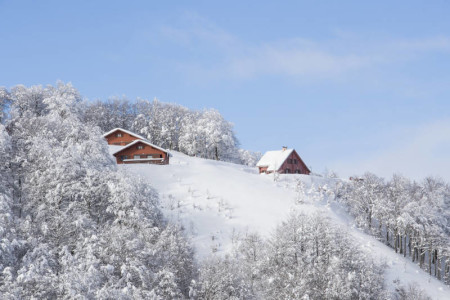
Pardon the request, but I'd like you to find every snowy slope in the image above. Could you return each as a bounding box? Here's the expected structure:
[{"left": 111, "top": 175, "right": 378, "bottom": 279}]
[{"left": 119, "top": 150, "right": 450, "bottom": 300}]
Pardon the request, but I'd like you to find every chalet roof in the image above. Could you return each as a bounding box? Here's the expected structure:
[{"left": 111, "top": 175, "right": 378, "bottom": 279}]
[
  {"left": 103, "top": 127, "right": 147, "bottom": 141},
  {"left": 108, "top": 145, "right": 124, "bottom": 156},
  {"left": 256, "top": 148, "right": 294, "bottom": 172},
  {"left": 111, "top": 139, "right": 172, "bottom": 157}
]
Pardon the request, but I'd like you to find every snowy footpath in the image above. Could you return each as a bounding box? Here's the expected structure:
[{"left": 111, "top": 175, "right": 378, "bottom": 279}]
[{"left": 122, "top": 151, "right": 450, "bottom": 300}]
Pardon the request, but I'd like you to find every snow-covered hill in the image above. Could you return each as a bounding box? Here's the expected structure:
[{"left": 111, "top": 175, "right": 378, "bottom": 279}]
[{"left": 119, "top": 151, "right": 450, "bottom": 299}]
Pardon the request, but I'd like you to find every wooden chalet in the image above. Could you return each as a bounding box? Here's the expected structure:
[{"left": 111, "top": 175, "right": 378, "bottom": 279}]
[
  {"left": 256, "top": 147, "right": 310, "bottom": 175},
  {"left": 103, "top": 128, "right": 170, "bottom": 165},
  {"left": 103, "top": 128, "right": 146, "bottom": 146}
]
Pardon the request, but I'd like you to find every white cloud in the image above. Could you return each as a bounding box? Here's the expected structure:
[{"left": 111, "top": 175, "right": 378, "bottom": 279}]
[
  {"left": 157, "top": 16, "right": 450, "bottom": 83},
  {"left": 392, "top": 36, "right": 450, "bottom": 52},
  {"left": 226, "top": 46, "right": 378, "bottom": 79},
  {"left": 332, "top": 119, "right": 450, "bottom": 181},
  {"left": 159, "top": 12, "right": 239, "bottom": 51}
]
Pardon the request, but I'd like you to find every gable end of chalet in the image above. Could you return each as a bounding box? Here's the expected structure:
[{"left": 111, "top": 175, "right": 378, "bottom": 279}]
[
  {"left": 103, "top": 128, "right": 146, "bottom": 146},
  {"left": 256, "top": 147, "right": 310, "bottom": 175}
]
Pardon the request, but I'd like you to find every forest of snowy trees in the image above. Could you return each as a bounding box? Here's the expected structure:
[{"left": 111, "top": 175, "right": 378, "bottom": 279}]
[
  {"left": 0, "top": 84, "right": 196, "bottom": 298},
  {"left": 334, "top": 173, "right": 450, "bottom": 285},
  {"left": 83, "top": 98, "right": 261, "bottom": 166},
  {"left": 194, "top": 213, "right": 388, "bottom": 299},
  {"left": 0, "top": 83, "right": 443, "bottom": 299}
]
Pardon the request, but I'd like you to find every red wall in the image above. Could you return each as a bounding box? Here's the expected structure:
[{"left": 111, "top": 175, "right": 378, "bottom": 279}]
[
  {"left": 278, "top": 150, "right": 310, "bottom": 174},
  {"left": 105, "top": 130, "right": 139, "bottom": 145},
  {"left": 114, "top": 141, "right": 169, "bottom": 165},
  {"left": 259, "top": 166, "right": 268, "bottom": 173}
]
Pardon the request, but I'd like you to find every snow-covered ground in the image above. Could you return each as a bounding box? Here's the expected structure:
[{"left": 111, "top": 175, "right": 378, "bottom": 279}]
[{"left": 119, "top": 150, "right": 450, "bottom": 299}]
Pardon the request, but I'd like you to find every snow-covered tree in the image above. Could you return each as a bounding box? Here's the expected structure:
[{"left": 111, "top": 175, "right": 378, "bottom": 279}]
[
  {"left": 335, "top": 172, "right": 450, "bottom": 284},
  {"left": 197, "top": 213, "right": 387, "bottom": 299},
  {"left": 84, "top": 97, "right": 251, "bottom": 165},
  {"left": 342, "top": 173, "right": 385, "bottom": 231},
  {"left": 0, "top": 87, "right": 11, "bottom": 123},
  {"left": 178, "top": 110, "right": 201, "bottom": 156},
  {"left": 196, "top": 256, "right": 255, "bottom": 300},
  {"left": 197, "top": 109, "right": 237, "bottom": 161},
  {"left": 1, "top": 83, "right": 196, "bottom": 298}
]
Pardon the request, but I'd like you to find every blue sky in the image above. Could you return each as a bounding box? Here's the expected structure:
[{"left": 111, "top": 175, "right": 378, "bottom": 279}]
[{"left": 1, "top": 0, "right": 450, "bottom": 180}]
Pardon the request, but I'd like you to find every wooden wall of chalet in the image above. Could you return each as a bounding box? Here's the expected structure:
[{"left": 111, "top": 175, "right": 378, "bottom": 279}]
[
  {"left": 114, "top": 141, "right": 169, "bottom": 165},
  {"left": 105, "top": 130, "right": 138, "bottom": 145},
  {"left": 278, "top": 150, "right": 310, "bottom": 174},
  {"left": 258, "top": 166, "right": 268, "bottom": 173}
]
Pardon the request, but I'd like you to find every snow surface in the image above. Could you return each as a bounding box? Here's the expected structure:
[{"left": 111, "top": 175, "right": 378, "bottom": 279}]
[
  {"left": 256, "top": 148, "right": 294, "bottom": 171},
  {"left": 118, "top": 150, "right": 450, "bottom": 300}
]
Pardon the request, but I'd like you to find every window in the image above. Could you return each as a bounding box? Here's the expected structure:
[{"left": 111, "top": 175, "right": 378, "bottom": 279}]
[
  {"left": 134, "top": 155, "right": 140, "bottom": 159},
  {"left": 116, "top": 133, "right": 123, "bottom": 137},
  {"left": 137, "top": 145, "right": 144, "bottom": 150},
  {"left": 120, "top": 155, "right": 128, "bottom": 161},
  {"left": 296, "top": 170, "right": 301, "bottom": 174},
  {"left": 287, "top": 159, "right": 293, "bottom": 164},
  {"left": 160, "top": 154, "right": 163, "bottom": 158},
  {"left": 285, "top": 169, "right": 290, "bottom": 174},
  {"left": 293, "top": 159, "right": 298, "bottom": 164}
]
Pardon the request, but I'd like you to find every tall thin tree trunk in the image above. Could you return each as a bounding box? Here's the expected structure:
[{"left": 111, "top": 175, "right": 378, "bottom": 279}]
[
  {"left": 444, "top": 258, "right": 448, "bottom": 283},
  {"left": 386, "top": 227, "right": 389, "bottom": 246},
  {"left": 417, "top": 239, "right": 420, "bottom": 262},
  {"left": 404, "top": 234, "right": 407, "bottom": 257},
  {"left": 429, "top": 243, "right": 432, "bottom": 275},
  {"left": 437, "top": 257, "right": 441, "bottom": 280},
  {"left": 408, "top": 233, "right": 412, "bottom": 257},
  {"left": 395, "top": 230, "right": 398, "bottom": 253},
  {"left": 434, "top": 249, "right": 438, "bottom": 277},
  {"left": 420, "top": 248, "right": 424, "bottom": 268},
  {"left": 18, "top": 176, "right": 22, "bottom": 218}
]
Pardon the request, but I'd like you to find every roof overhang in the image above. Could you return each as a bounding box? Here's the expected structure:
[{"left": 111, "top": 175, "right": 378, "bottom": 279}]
[
  {"left": 112, "top": 139, "right": 172, "bottom": 157},
  {"left": 103, "top": 127, "right": 146, "bottom": 141}
]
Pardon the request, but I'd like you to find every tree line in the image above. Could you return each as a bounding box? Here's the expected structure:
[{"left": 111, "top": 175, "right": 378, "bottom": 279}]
[
  {"left": 193, "top": 212, "right": 431, "bottom": 300},
  {"left": 83, "top": 97, "right": 261, "bottom": 166},
  {"left": 335, "top": 173, "right": 450, "bottom": 285}
]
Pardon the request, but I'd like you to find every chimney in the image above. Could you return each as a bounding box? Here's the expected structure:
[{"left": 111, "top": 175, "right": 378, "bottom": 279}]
[{"left": 282, "top": 146, "right": 287, "bottom": 151}]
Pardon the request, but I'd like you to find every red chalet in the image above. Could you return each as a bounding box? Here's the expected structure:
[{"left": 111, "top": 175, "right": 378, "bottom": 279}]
[
  {"left": 256, "top": 147, "right": 310, "bottom": 174},
  {"left": 103, "top": 128, "right": 170, "bottom": 165}
]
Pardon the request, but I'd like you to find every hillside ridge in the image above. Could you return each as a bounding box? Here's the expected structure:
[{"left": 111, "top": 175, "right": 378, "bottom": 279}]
[{"left": 121, "top": 150, "right": 450, "bottom": 300}]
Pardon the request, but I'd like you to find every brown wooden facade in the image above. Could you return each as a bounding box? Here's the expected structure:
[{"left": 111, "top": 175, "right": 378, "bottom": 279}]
[
  {"left": 104, "top": 129, "right": 140, "bottom": 146},
  {"left": 258, "top": 166, "right": 269, "bottom": 173},
  {"left": 277, "top": 150, "right": 310, "bottom": 174},
  {"left": 113, "top": 140, "right": 169, "bottom": 165}
]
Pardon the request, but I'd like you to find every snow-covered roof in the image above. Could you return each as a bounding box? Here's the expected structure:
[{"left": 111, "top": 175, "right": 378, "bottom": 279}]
[
  {"left": 108, "top": 145, "right": 124, "bottom": 156},
  {"left": 256, "top": 149, "right": 294, "bottom": 171},
  {"left": 103, "top": 127, "right": 147, "bottom": 141},
  {"left": 112, "top": 139, "right": 172, "bottom": 157}
]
